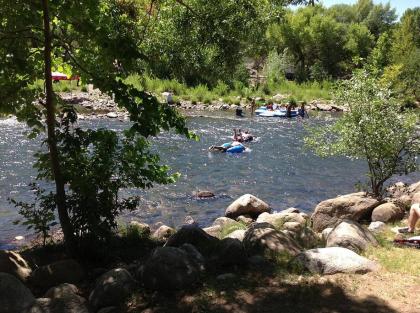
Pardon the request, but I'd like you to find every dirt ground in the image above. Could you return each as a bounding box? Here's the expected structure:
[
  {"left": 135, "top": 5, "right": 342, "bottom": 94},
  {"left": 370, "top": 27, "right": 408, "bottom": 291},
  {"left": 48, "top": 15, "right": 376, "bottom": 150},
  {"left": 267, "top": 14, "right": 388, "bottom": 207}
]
[{"left": 126, "top": 269, "right": 419, "bottom": 313}]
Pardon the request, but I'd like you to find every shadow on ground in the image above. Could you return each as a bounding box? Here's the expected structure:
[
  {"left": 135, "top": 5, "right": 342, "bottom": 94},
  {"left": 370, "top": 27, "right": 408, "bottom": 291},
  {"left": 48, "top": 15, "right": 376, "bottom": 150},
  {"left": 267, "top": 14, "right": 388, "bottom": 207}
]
[{"left": 129, "top": 270, "right": 398, "bottom": 313}]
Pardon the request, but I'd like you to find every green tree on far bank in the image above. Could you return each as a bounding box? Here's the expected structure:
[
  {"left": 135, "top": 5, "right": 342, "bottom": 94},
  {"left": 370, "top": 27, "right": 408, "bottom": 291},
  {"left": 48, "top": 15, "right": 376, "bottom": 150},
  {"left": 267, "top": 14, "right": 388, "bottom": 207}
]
[{"left": 305, "top": 70, "right": 419, "bottom": 197}]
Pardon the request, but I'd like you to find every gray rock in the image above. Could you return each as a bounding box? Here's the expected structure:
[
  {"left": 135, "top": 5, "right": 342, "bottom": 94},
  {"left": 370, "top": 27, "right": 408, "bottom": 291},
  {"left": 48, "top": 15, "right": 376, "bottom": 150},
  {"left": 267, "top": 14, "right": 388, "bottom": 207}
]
[
  {"left": 203, "top": 225, "right": 222, "bottom": 238},
  {"left": 225, "top": 229, "right": 246, "bottom": 241},
  {"left": 106, "top": 112, "right": 118, "bottom": 118},
  {"left": 215, "top": 238, "right": 247, "bottom": 267},
  {"left": 295, "top": 247, "right": 378, "bottom": 275},
  {"left": 31, "top": 259, "right": 84, "bottom": 289},
  {"left": 326, "top": 219, "right": 378, "bottom": 253},
  {"left": 0, "top": 273, "right": 34, "bottom": 313},
  {"left": 216, "top": 273, "right": 236, "bottom": 281},
  {"left": 151, "top": 225, "right": 175, "bottom": 242},
  {"left": 225, "top": 194, "right": 271, "bottom": 219},
  {"left": 368, "top": 221, "right": 386, "bottom": 234},
  {"left": 45, "top": 283, "right": 79, "bottom": 299},
  {"left": 128, "top": 221, "right": 151, "bottom": 237},
  {"left": 97, "top": 307, "right": 120, "bottom": 313},
  {"left": 290, "top": 227, "right": 320, "bottom": 249},
  {"left": 311, "top": 192, "right": 380, "bottom": 232},
  {"left": 321, "top": 227, "right": 333, "bottom": 241},
  {"left": 280, "top": 208, "right": 300, "bottom": 214},
  {"left": 89, "top": 268, "right": 136, "bottom": 311},
  {"left": 411, "top": 191, "right": 420, "bottom": 204},
  {"left": 38, "top": 294, "right": 89, "bottom": 313},
  {"left": 212, "top": 217, "right": 238, "bottom": 228},
  {"left": 371, "top": 202, "right": 404, "bottom": 223},
  {"left": 179, "top": 243, "right": 206, "bottom": 271},
  {"left": 165, "top": 224, "right": 219, "bottom": 257},
  {"left": 196, "top": 191, "right": 215, "bottom": 198},
  {"left": 236, "top": 215, "right": 253, "bottom": 225},
  {"left": 140, "top": 246, "right": 201, "bottom": 291},
  {"left": 26, "top": 294, "right": 89, "bottom": 313},
  {"left": 0, "top": 249, "right": 32, "bottom": 281},
  {"left": 243, "top": 223, "right": 301, "bottom": 256},
  {"left": 256, "top": 212, "right": 306, "bottom": 229}
]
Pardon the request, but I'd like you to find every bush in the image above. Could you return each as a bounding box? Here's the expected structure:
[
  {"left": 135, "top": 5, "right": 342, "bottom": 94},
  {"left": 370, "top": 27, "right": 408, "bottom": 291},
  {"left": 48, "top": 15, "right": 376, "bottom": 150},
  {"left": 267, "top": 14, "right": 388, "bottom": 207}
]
[{"left": 305, "top": 70, "right": 419, "bottom": 197}]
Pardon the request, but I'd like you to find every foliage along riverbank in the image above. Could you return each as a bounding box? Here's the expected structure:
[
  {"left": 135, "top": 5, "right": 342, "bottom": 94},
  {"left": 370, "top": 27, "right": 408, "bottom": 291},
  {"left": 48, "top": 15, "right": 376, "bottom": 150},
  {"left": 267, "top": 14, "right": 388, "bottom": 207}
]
[{"left": 1, "top": 181, "right": 419, "bottom": 313}]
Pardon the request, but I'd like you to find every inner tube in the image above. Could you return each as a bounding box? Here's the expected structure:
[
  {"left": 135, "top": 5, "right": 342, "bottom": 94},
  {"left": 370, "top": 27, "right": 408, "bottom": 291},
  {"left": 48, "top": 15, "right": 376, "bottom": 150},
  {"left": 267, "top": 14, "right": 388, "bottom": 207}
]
[{"left": 226, "top": 144, "right": 245, "bottom": 153}]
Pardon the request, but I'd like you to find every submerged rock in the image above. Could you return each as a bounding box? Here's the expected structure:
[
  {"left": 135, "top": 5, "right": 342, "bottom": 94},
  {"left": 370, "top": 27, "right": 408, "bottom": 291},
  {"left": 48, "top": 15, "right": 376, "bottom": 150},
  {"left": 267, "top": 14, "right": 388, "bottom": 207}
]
[{"left": 295, "top": 247, "right": 378, "bottom": 275}]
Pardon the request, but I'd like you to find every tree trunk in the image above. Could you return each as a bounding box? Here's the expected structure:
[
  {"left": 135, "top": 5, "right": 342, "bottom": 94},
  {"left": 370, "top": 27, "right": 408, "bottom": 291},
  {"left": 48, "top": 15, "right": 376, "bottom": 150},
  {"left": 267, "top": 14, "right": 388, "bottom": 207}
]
[{"left": 41, "top": 0, "right": 76, "bottom": 253}]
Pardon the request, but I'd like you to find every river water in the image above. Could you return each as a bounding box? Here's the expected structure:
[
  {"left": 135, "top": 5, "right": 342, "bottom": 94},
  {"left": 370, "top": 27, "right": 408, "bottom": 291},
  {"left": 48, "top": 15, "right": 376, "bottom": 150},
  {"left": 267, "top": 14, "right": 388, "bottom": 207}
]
[{"left": 1, "top": 112, "right": 418, "bottom": 243}]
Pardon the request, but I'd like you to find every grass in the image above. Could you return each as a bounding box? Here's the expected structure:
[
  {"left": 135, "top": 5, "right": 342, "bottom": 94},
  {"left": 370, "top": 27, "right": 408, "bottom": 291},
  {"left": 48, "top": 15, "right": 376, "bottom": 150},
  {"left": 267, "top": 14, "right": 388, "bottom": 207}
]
[
  {"left": 218, "top": 221, "right": 247, "bottom": 239},
  {"left": 125, "top": 74, "right": 333, "bottom": 105},
  {"left": 364, "top": 225, "right": 420, "bottom": 276}
]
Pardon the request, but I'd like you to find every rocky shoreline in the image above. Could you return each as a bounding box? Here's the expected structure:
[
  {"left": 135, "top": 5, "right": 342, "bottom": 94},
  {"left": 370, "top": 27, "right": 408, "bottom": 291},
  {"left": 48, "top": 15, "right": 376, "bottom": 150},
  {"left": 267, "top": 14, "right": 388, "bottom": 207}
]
[
  {"left": 1, "top": 180, "right": 418, "bottom": 313},
  {"left": 59, "top": 91, "right": 346, "bottom": 120}
]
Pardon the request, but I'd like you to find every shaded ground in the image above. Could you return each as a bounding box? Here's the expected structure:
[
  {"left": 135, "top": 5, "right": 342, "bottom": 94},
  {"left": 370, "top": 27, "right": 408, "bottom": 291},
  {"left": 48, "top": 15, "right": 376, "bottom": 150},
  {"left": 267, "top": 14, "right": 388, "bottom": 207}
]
[{"left": 125, "top": 268, "right": 419, "bottom": 313}]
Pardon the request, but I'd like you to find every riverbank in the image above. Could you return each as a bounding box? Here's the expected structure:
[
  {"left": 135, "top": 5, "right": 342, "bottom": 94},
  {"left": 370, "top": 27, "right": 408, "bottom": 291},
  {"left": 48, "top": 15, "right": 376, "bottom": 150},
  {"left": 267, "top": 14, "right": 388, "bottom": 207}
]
[
  {"left": 58, "top": 90, "right": 345, "bottom": 120},
  {"left": 1, "top": 181, "right": 419, "bottom": 313}
]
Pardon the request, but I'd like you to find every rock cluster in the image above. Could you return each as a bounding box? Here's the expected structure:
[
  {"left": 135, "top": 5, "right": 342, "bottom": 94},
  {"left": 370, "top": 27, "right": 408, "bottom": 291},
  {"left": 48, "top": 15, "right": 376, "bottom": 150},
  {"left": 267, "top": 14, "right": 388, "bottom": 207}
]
[{"left": 1, "top": 180, "right": 418, "bottom": 312}]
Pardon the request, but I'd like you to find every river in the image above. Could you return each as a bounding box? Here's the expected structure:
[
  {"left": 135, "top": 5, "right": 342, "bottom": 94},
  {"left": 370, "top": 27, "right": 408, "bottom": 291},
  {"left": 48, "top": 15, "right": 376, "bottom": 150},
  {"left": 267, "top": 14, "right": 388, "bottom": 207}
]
[{"left": 1, "top": 112, "right": 418, "bottom": 244}]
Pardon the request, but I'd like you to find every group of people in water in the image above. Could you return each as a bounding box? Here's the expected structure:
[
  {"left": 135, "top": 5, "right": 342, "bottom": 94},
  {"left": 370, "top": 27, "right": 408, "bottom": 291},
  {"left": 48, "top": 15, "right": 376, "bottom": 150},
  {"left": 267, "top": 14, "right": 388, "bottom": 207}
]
[
  {"left": 209, "top": 128, "right": 253, "bottom": 152},
  {"left": 212, "top": 99, "right": 308, "bottom": 153}
]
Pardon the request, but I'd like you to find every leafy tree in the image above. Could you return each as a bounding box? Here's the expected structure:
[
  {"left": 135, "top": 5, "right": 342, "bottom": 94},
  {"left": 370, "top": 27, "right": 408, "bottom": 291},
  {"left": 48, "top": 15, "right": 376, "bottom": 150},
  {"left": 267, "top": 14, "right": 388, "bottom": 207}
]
[
  {"left": 305, "top": 71, "right": 419, "bottom": 197},
  {"left": 0, "top": 0, "right": 204, "bottom": 252},
  {"left": 142, "top": 0, "right": 284, "bottom": 87},
  {"left": 363, "top": 2, "right": 397, "bottom": 38}
]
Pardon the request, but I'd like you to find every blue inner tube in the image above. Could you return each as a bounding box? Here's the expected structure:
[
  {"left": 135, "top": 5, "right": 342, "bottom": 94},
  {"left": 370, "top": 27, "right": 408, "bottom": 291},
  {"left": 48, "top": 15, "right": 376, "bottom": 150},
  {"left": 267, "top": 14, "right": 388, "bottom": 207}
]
[{"left": 226, "top": 144, "right": 245, "bottom": 153}]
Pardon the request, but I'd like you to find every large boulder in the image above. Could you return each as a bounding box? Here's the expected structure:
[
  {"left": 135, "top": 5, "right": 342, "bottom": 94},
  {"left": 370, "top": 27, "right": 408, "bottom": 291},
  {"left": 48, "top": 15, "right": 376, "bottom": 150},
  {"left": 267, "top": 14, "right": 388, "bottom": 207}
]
[
  {"left": 45, "top": 283, "right": 79, "bottom": 299},
  {"left": 128, "top": 221, "right": 151, "bottom": 236},
  {"left": 0, "top": 272, "right": 35, "bottom": 313},
  {"left": 139, "top": 246, "right": 201, "bottom": 291},
  {"left": 371, "top": 202, "right": 404, "bottom": 223},
  {"left": 26, "top": 295, "right": 89, "bottom": 313},
  {"left": 289, "top": 227, "right": 320, "bottom": 250},
  {"left": 256, "top": 212, "right": 306, "bottom": 229},
  {"left": 411, "top": 191, "right": 420, "bottom": 204},
  {"left": 326, "top": 220, "right": 378, "bottom": 253},
  {"left": 225, "top": 229, "right": 246, "bottom": 241},
  {"left": 165, "top": 224, "right": 219, "bottom": 257},
  {"left": 243, "top": 223, "right": 301, "bottom": 257},
  {"left": 295, "top": 247, "right": 378, "bottom": 275},
  {"left": 214, "top": 238, "right": 247, "bottom": 267},
  {"left": 202, "top": 225, "right": 222, "bottom": 238},
  {"left": 368, "top": 221, "right": 386, "bottom": 234},
  {"left": 0, "top": 250, "right": 32, "bottom": 281},
  {"left": 151, "top": 225, "right": 175, "bottom": 242},
  {"left": 311, "top": 192, "right": 380, "bottom": 232},
  {"left": 31, "top": 259, "right": 84, "bottom": 289},
  {"left": 89, "top": 268, "right": 136, "bottom": 311},
  {"left": 225, "top": 194, "right": 271, "bottom": 219}
]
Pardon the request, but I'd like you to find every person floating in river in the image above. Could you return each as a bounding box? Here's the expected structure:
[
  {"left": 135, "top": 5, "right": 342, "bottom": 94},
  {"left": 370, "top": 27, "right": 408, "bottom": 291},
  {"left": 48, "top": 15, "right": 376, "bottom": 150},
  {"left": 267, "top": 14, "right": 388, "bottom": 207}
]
[
  {"left": 235, "top": 105, "right": 244, "bottom": 117},
  {"left": 286, "top": 99, "right": 297, "bottom": 118},
  {"left": 250, "top": 98, "right": 257, "bottom": 116},
  {"left": 298, "top": 101, "right": 309, "bottom": 118}
]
